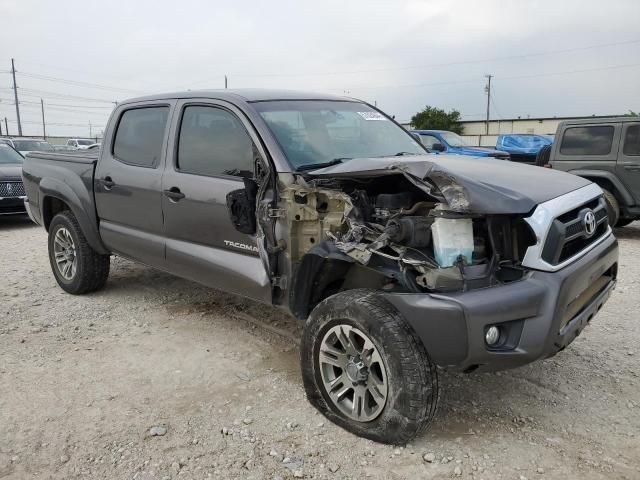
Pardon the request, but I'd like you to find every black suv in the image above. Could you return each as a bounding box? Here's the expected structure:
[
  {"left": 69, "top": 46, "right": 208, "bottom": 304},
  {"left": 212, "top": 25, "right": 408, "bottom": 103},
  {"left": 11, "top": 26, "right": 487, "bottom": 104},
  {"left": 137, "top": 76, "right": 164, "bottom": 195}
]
[{"left": 540, "top": 117, "right": 640, "bottom": 227}]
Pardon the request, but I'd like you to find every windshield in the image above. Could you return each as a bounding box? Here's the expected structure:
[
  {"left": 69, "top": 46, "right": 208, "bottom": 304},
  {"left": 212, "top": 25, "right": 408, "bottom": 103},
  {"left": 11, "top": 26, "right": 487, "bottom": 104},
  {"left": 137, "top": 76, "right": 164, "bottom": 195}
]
[
  {"left": 77, "top": 139, "right": 93, "bottom": 146},
  {"left": 440, "top": 131, "right": 469, "bottom": 147},
  {"left": 0, "top": 144, "right": 23, "bottom": 164},
  {"left": 13, "top": 140, "right": 54, "bottom": 152},
  {"left": 254, "top": 100, "right": 426, "bottom": 169}
]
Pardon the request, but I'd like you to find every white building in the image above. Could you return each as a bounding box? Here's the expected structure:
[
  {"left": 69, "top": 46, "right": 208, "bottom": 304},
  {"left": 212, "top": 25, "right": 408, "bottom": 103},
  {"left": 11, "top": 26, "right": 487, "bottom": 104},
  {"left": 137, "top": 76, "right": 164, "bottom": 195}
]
[{"left": 459, "top": 114, "right": 624, "bottom": 147}]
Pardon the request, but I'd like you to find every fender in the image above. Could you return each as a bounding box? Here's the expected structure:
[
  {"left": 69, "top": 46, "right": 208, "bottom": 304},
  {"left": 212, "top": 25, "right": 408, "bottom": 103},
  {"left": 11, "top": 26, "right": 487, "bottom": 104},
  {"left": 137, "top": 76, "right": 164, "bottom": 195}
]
[
  {"left": 40, "top": 177, "right": 109, "bottom": 255},
  {"left": 567, "top": 169, "right": 635, "bottom": 206}
]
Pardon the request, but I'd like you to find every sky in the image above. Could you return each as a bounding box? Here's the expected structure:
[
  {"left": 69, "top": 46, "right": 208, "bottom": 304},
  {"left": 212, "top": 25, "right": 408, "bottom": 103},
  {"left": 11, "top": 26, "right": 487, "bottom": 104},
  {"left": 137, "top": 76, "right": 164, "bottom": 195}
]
[{"left": 1, "top": 0, "right": 639, "bottom": 137}]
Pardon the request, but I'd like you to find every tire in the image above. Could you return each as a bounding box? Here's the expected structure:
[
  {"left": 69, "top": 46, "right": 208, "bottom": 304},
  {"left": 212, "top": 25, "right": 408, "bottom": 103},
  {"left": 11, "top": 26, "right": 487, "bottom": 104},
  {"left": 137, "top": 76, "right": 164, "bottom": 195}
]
[
  {"left": 301, "top": 289, "right": 439, "bottom": 444},
  {"left": 48, "top": 210, "right": 110, "bottom": 294},
  {"left": 601, "top": 189, "right": 620, "bottom": 227},
  {"left": 615, "top": 218, "right": 635, "bottom": 228},
  {"left": 535, "top": 144, "right": 552, "bottom": 167}
]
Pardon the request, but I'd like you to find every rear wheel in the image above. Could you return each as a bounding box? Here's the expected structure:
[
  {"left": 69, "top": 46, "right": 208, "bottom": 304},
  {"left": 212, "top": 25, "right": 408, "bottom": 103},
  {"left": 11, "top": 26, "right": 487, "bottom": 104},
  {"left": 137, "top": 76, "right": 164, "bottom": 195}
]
[
  {"left": 615, "top": 218, "right": 635, "bottom": 228},
  {"left": 48, "top": 211, "right": 110, "bottom": 294},
  {"left": 601, "top": 189, "right": 620, "bottom": 227},
  {"left": 301, "top": 289, "right": 439, "bottom": 444}
]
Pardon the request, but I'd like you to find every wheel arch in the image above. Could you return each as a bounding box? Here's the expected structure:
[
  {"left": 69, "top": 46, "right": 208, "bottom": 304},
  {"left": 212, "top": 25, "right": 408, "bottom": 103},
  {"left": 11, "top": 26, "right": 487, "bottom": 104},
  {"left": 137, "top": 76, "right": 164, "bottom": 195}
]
[
  {"left": 568, "top": 170, "right": 634, "bottom": 206},
  {"left": 40, "top": 178, "right": 109, "bottom": 255}
]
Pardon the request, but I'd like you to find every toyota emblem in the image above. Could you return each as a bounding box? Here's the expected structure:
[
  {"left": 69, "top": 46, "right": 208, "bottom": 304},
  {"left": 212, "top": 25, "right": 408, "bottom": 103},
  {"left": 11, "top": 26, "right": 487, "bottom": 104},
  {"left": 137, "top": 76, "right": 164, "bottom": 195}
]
[
  {"left": 6, "top": 183, "right": 12, "bottom": 194},
  {"left": 583, "top": 210, "right": 597, "bottom": 237}
]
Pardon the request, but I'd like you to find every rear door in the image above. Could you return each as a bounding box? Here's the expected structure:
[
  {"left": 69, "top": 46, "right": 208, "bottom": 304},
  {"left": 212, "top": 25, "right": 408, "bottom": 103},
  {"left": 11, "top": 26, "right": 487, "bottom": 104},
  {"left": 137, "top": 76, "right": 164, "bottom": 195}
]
[
  {"left": 616, "top": 122, "right": 640, "bottom": 204},
  {"left": 551, "top": 122, "right": 621, "bottom": 176},
  {"left": 161, "top": 99, "right": 272, "bottom": 302},
  {"left": 95, "top": 102, "right": 173, "bottom": 267}
]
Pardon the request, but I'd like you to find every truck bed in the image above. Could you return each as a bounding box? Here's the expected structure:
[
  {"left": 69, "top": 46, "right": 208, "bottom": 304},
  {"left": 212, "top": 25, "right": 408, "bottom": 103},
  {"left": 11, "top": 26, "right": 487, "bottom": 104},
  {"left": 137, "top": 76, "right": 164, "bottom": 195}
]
[
  {"left": 22, "top": 150, "right": 105, "bottom": 254},
  {"left": 25, "top": 150, "right": 99, "bottom": 164}
]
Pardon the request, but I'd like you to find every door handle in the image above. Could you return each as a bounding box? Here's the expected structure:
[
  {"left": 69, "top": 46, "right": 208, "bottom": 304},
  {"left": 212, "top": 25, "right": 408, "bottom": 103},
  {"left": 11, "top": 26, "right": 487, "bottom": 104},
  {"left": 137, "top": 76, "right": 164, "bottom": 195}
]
[
  {"left": 163, "top": 187, "right": 185, "bottom": 201},
  {"left": 100, "top": 176, "right": 115, "bottom": 190}
]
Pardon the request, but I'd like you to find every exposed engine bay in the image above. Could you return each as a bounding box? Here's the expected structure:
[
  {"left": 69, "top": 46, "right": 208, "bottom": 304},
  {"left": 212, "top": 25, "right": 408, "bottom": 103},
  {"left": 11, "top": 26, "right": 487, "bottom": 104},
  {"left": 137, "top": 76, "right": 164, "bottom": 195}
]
[{"left": 281, "top": 171, "right": 536, "bottom": 317}]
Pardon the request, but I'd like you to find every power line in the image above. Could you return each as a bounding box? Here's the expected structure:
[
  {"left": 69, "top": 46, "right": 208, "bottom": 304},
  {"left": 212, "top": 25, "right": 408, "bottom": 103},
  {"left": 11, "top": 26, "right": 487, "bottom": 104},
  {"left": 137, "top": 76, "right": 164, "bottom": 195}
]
[
  {"left": 323, "top": 61, "right": 640, "bottom": 92},
  {"left": 17, "top": 71, "right": 144, "bottom": 94},
  {"left": 0, "top": 87, "right": 116, "bottom": 103},
  {"left": 190, "top": 38, "right": 640, "bottom": 84}
]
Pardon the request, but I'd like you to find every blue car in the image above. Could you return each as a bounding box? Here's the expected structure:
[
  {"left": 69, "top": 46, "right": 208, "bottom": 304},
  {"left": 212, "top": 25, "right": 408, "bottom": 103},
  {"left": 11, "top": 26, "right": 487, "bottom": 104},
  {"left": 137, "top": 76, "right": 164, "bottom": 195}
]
[{"left": 411, "top": 130, "right": 510, "bottom": 159}]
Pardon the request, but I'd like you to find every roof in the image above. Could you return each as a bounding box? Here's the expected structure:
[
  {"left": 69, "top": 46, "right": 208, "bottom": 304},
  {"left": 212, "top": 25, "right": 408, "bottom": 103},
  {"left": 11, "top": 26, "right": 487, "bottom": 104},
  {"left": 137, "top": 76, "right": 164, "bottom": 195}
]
[
  {"left": 460, "top": 114, "right": 634, "bottom": 124},
  {"left": 120, "top": 89, "right": 352, "bottom": 105},
  {"left": 410, "top": 129, "right": 449, "bottom": 133}
]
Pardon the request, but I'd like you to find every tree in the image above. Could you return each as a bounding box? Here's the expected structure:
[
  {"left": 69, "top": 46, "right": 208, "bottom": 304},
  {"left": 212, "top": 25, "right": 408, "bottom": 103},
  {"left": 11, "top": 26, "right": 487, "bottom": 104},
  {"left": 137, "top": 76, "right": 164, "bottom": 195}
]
[
  {"left": 411, "top": 106, "right": 463, "bottom": 134},
  {"left": 625, "top": 110, "right": 639, "bottom": 116}
]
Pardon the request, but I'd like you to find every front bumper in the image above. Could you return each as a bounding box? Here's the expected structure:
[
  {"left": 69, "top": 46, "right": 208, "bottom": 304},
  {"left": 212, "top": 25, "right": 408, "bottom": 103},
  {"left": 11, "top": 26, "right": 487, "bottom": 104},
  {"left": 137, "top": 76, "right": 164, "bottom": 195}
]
[
  {"left": 0, "top": 196, "right": 27, "bottom": 215},
  {"left": 383, "top": 232, "right": 618, "bottom": 372}
]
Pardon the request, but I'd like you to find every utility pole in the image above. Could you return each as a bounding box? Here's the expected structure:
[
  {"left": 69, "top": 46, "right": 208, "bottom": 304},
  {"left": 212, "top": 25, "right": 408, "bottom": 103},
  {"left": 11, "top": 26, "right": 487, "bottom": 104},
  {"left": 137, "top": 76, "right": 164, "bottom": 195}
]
[
  {"left": 11, "top": 58, "right": 22, "bottom": 136},
  {"left": 0, "top": 118, "right": 3, "bottom": 136},
  {"left": 4, "top": 117, "right": 8, "bottom": 135},
  {"left": 224, "top": 75, "right": 228, "bottom": 89},
  {"left": 41, "top": 98, "right": 47, "bottom": 139},
  {"left": 484, "top": 74, "right": 492, "bottom": 135},
  {"left": 89, "top": 120, "right": 92, "bottom": 138}
]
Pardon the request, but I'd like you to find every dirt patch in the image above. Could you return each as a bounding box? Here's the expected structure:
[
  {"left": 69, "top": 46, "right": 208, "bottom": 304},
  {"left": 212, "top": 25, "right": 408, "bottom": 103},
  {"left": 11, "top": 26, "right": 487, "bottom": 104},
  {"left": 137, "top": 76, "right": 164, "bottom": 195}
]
[{"left": 1, "top": 216, "right": 639, "bottom": 479}]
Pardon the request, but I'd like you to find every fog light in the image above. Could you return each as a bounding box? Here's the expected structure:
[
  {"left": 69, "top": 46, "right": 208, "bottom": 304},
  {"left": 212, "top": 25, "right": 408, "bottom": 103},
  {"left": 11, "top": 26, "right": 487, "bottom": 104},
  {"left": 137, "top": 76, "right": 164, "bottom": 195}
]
[{"left": 485, "top": 326, "right": 500, "bottom": 346}]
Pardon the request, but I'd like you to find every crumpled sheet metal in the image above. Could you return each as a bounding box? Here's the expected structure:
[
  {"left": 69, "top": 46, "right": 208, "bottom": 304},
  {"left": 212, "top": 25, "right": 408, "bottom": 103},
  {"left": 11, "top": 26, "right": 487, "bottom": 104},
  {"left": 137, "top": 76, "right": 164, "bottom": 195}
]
[{"left": 305, "top": 155, "right": 590, "bottom": 214}]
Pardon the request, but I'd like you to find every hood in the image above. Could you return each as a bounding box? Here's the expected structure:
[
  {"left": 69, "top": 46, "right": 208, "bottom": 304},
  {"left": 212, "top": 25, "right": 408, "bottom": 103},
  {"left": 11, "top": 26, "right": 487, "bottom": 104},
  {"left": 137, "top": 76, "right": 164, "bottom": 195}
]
[
  {"left": 450, "top": 145, "right": 506, "bottom": 157},
  {"left": 0, "top": 163, "right": 23, "bottom": 179},
  {"left": 306, "top": 154, "right": 592, "bottom": 214}
]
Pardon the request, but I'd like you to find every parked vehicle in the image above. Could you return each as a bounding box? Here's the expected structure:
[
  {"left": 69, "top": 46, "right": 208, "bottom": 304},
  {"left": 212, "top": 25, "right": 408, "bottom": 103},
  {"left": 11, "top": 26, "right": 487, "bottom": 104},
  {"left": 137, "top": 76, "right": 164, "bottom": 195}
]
[
  {"left": 495, "top": 134, "right": 553, "bottom": 164},
  {"left": 541, "top": 117, "right": 640, "bottom": 227},
  {"left": 23, "top": 90, "right": 618, "bottom": 444},
  {"left": 411, "top": 129, "right": 510, "bottom": 159},
  {"left": 1, "top": 137, "right": 55, "bottom": 155},
  {"left": 0, "top": 144, "right": 27, "bottom": 215},
  {"left": 66, "top": 138, "right": 95, "bottom": 150},
  {"left": 53, "top": 145, "right": 77, "bottom": 152}
]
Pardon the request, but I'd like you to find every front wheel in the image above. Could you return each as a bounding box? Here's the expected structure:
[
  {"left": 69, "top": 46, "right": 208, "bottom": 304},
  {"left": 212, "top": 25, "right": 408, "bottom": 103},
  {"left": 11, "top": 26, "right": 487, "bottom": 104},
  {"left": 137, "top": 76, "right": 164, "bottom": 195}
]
[
  {"left": 48, "top": 211, "right": 110, "bottom": 294},
  {"left": 301, "top": 289, "right": 439, "bottom": 444}
]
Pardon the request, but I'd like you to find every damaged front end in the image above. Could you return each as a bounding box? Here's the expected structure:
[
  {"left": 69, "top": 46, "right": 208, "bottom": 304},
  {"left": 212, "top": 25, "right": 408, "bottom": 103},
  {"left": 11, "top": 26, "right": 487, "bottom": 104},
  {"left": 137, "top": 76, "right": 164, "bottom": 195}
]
[{"left": 283, "top": 161, "right": 537, "bottom": 319}]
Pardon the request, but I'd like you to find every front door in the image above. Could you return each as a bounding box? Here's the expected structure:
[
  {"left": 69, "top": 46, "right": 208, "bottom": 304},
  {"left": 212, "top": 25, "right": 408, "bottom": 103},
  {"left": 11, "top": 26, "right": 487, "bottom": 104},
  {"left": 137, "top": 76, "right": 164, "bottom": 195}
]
[
  {"left": 616, "top": 122, "right": 640, "bottom": 205},
  {"left": 94, "top": 102, "right": 173, "bottom": 267},
  {"left": 161, "top": 100, "right": 272, "bottom": 302}
]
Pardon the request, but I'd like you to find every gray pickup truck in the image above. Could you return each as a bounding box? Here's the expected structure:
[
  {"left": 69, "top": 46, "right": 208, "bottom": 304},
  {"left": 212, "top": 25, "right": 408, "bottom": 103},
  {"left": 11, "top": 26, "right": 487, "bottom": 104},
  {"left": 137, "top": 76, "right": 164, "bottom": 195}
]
[{"left": 22, "top": 90, "right": 619, "bottom": 444}]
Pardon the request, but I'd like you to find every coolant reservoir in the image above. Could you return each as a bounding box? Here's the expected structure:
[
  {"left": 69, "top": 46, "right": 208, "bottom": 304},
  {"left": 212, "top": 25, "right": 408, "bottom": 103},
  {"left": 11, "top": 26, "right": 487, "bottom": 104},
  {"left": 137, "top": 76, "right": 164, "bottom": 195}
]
[{"left": 431, "top": 213, "right": 474, "bottom": 267}]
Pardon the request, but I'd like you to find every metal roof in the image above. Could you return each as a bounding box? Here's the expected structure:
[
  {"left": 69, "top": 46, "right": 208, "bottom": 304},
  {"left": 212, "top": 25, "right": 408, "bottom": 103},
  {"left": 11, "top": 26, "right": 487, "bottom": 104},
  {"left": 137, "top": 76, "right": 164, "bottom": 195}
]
[{"left": 120, "top": 89, "right": 353, "bottom": 105}]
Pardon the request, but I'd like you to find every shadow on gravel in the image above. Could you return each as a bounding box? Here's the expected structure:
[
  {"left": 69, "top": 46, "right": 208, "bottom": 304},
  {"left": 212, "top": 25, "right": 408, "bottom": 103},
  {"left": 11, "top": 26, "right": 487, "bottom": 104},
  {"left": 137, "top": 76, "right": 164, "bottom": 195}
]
[
  {"left": 613, "top": 223, "right": 640, "bottom": 240},
  {"left": 98, "top": 257, "right": 586, "bottom": 443},
  {"left": 0, "top": 215, "right": 36, "bottom": 231}
]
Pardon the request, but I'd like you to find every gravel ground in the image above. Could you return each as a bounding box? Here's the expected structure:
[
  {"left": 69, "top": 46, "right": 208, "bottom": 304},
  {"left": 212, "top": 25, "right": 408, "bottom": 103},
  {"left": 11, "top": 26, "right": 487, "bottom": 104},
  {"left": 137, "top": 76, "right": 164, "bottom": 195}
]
[{"left": 1, "top": 216, "right": 639, "bottom": 480}]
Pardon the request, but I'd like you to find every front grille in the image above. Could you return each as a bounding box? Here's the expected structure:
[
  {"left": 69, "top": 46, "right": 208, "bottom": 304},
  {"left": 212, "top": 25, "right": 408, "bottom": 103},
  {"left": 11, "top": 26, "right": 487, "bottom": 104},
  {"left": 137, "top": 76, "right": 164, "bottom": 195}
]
[
  {"left": 541, "top": 196, "right": 608, "bottom": 265},
  {"left": 0, "top": 181, "right": 25, "bottom": 198}
]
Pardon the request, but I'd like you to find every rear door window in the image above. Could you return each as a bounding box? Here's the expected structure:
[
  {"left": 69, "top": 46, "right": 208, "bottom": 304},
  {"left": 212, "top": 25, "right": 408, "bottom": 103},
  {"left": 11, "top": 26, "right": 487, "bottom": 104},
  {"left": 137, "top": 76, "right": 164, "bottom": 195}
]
[
  {"left": 623, "top": 125, "right": 640, "bottom": 156},
  {"left": 177, "top": 105, "right": 255, "bottom": 178},
  {"left": 113, "top": 106, "right": 170, "bottom": 167},
  {"left": 559, "top": 126, "right": 614, "bottom": 156}
]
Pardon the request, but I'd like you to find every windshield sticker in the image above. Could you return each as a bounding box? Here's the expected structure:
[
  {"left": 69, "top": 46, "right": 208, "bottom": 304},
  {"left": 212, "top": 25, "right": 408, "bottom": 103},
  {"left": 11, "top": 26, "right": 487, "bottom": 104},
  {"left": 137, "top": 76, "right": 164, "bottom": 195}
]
[{"left": 357, "top": 111, "right": 387, "bottom": 121}]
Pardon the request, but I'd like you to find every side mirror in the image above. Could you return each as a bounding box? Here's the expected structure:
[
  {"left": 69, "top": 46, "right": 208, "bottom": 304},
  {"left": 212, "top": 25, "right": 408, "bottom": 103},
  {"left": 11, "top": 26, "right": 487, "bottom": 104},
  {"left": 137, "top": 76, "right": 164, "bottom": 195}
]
[
  {"left": 226, "top": 178, "right": 258, "bottom": 235},
  {"left": 410, "top": 132, "right": 422, "bottom": 144},
  {"left": 431, "top": 143, "right": 446, "bottom": 152}
]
